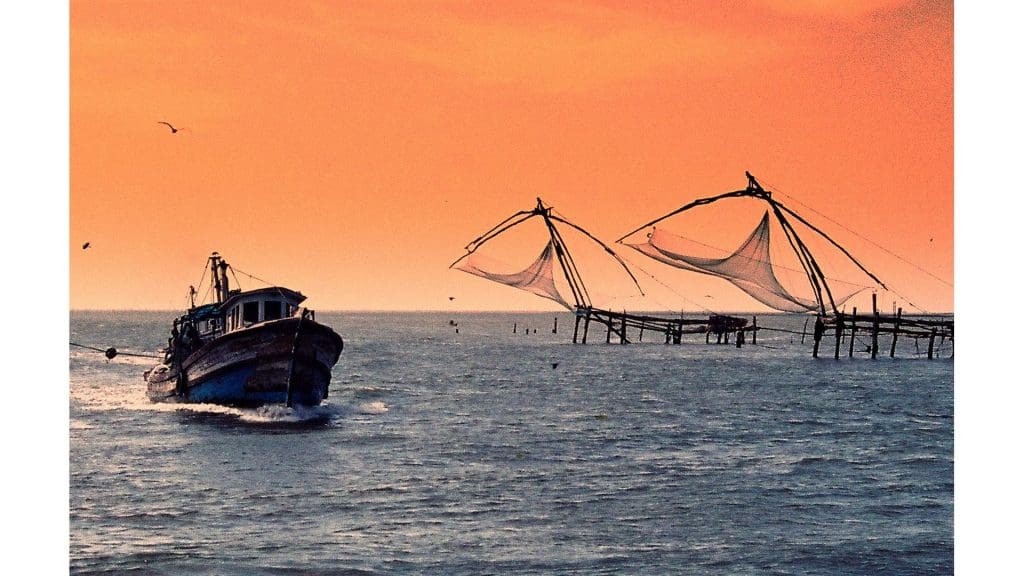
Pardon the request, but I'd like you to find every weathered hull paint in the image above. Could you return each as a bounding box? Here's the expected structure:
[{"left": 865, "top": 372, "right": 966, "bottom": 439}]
[{"left": 145, "top": 317, "right": 343, "bottom": 407}]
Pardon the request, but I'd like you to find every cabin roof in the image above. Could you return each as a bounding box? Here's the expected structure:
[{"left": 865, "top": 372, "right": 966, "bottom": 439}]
[{"left": 219, "top": 286, "right": 306, "bottom": 311}]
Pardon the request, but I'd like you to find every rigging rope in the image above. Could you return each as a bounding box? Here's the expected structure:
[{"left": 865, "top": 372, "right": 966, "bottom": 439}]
[
  {"left": 69, "top": 342, "right": 161, "bottom": 360},
  {"left": 759, "top": 176, "right": 952, "bottom": 290}
]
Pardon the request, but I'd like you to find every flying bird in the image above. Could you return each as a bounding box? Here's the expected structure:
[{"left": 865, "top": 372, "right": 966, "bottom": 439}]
[
  {"left": 449, "top": 296, "right": 455, "bottom": 301},
  {"left": 158, "top": 121, "right": 183, "bottom": 134},
  {"left": 82, "top": 242, "right": 90, "bottom": 250}
]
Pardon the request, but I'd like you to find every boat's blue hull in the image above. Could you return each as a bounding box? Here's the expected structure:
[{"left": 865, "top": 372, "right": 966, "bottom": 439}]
[
  {"left": 146, "top": 316, "right": 343, "bottom": 408},
  {"left": 184, "top": 362, "right": 328, "bottom": 407}
]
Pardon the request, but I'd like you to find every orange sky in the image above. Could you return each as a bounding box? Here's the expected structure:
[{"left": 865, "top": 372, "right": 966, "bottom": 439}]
[{"left": 70, "top": 0, "right": 952, "bottom": 313}]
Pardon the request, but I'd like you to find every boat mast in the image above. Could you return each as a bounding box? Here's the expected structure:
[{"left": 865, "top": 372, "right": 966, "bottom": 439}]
[{"left": 209, "top": 252, "right": 225, "bottom": 304}]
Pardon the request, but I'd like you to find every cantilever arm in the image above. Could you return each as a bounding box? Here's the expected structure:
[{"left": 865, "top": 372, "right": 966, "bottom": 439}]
[
  {"left": 548, "top": 213, "right": 645, "bottom": 296},
  {"left": 449, "top": 211, "right": 538, "bottom": 268},
  {"left": 615, "top": 189, "right": 755, "bottom": 243},
  {"left": 771, "top": 199, "right": 887, "bottom": 290}
]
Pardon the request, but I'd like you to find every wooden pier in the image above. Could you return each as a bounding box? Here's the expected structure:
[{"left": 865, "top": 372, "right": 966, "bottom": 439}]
[
  {"left": 571, "top": 306, "right": 756, "bottom": 346},
  {"left": 811, "top": 295, "right": 953, "bottom": 359}
]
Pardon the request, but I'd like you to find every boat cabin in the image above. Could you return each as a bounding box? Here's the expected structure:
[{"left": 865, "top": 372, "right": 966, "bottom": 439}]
[{"left": 218, "top": 287, "right": 307, "bottom": 333}]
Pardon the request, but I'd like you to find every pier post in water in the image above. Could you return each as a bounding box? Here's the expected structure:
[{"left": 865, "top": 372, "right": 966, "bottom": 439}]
[
  {"left": 812, "top": 316, "right": 825, "bottom": 358},
  {"left": 582, "top": 310, "right": 591, "bottom": 344},
  {"left": 928, "top": 328, "right": 937, "bottom": 359},
  {"left": 752, "top": 316, "right": 757, "bottom": 345},
  {"left": 871, "top": 294, "right": 880, "bottom": 359},
  {"left": 848, "top": 307, "right": 858, "bottom": 358},
  {"left": 834, "top": 313, "right": 844, "bottom": 360},
  {"left": 572, "top": 314, "right": 581, "bottom": 344},
  {"left": 639, "top": 321, "right": 645, "bottom": 342},
  {"left": 620, "top": 313, "right": 627, "bottom": 344},
  {"left": 890, "top": 307, "right": 902, "bottom": 358}
]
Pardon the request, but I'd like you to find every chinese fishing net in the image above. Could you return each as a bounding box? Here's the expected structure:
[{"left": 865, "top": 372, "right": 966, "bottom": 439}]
[
  {"left": 627, "top": 211, "right": 863, "bottom": 313},
  {"left": 455, "top": 240, "right": 572, "bottom": 310}
]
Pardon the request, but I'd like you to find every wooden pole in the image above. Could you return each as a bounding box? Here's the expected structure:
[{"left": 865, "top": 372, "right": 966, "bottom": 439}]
[
  {"left": 928, "top": 328, "right": 937, "bottom": 359},
  {"left": 872, "top": 293, "right": 880, "bottom": 356},
  {"left": 606, "top": 319, "right": 612, "bottom": 344},
  {"left": 848, "top": 307, "right": 858, "bottom": 358},
  {"left": 834, "top": 313, "right": 844, "bottom": 360},
  {"left": 812, "top": 316, "right": 824, "bottom": 358},
  {"left": 620, "top": 313, "right": 627, "bottom": 344},
  {"left": 801, "top": 318, "right": 809, "bottom": 344},
  {"left": 889, "top": 307, "right": 902, "bottom": 358},
  {"left": 639, "top": 321, "right": 645, "bottom": 342},
  {"left": 752, "top": 316, "right": 757, "bottom": 345},
  {"left": 513, "top": 322, "right": 517, "bottom": 334},
  {"left": 582, "top": 310, "right": 591, "bottom": 344},
  {"left": 572, "top": 314, "right": 581, "bottom": 344},
  {"left": 553, "top": 316, "right": 558, "bottom": 334}
]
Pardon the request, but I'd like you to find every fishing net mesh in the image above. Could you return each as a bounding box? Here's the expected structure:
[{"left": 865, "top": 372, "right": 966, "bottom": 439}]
[
  {"left": 456, "top": 240, "right": 572, "bottom": 310},
  {"left": 627, "top": 211, "right": 824, "bottom": 313}
]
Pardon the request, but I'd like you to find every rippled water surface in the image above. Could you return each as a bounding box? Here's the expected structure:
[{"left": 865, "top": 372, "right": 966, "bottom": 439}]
[{"left": 70, "top": 311, "right": 953, "bottom": 575}]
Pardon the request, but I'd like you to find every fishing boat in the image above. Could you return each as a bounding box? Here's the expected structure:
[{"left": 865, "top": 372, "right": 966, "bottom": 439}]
[{"left": 144, "top": 253, "right": 344, "bottom": 407}]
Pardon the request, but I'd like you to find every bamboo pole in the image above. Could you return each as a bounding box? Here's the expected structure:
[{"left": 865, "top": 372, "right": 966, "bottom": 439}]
[
  {"left": 834, "top": 313, "right": 844, "bottom": 360},
  {"left": 848, "top": 307, "right": 858, "bottom": 358},
  {"left": 871, "top": 294, "right": 879, "bottom": 359},
  {"left": 812, "top": 316, "right": 824, "bottom": 358},
  {"left": 889, "top": 307, "right": 902, "bottom": 358}
]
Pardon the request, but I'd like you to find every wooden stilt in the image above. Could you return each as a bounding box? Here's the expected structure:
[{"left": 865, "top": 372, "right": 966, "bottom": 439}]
[
  {"left": 620, "top": 313, "right": 626, "bottom": 344},
  {"left": 871, "top": 294, "right": 879, "bottom": 359},
  {"left": 513, "top": 322, "right": 517, "bottom": 334},
  {"left": 812, "top": 316, "right": 824, "bottom": 358},
  {"left": 572, "top": 314, "right": 581, "bottom": 344},
  {"left": 889, "top": 307, "right": 902, "bottom": 358},
  {"left": 553, "top": 316, "right": 558, "bottom": 334},
  {"left": 752, "top": 316, "right": 757, "bottom": 345},
  {"left": 801, "top": 318, "right": 809, "bottom": 344},
  {"left": 834, "top": 313, "right": 843, "bottom": 360},
  {"left": 606, "top": 320, "right": 612, "bottom": 344},
  {"left": 848, "top": 307, "right": 858, "bottom": 358},
  {"left": 582, "top": 311, "right": 591, "bottom": 344},
  {"left": 927, "top": 328, "right": 936, "bottom": 359},
  {"left": 639, "top": 321, "right": 645, "bottom": 342}
]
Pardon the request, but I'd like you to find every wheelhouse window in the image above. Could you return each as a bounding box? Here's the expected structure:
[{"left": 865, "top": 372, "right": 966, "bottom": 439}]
[
  {"left": 242, "top": 302, "right": 260, "bottom": 324},
  {"left": 264, "top": 301, "right": 282, "bottom": 321}
]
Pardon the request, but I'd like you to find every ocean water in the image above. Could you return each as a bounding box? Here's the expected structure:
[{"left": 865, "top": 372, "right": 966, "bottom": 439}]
[{"left": 70, "top": 311, "right": 953, "bottom": 575}]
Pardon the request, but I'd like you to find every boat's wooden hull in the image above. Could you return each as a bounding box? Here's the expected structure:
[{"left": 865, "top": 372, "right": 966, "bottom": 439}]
[{"left": 145, "top": 317, "right": 343, "bottom": 407}]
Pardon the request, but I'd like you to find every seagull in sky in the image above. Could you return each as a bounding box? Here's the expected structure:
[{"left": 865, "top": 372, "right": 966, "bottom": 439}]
[
  {"left": 82, "top": 242, "right": 90, "bottom": 250},
  {"left": 449, "top": 296, "right": 455, "bottom": 301},
  {"left": 158, "top": 121, "right": 184, "bottom": 134}
]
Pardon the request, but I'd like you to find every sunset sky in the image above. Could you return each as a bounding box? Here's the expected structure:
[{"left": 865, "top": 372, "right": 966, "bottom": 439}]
[{"left": 69, "top": 0, "right": 953, "bottom": 312}]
